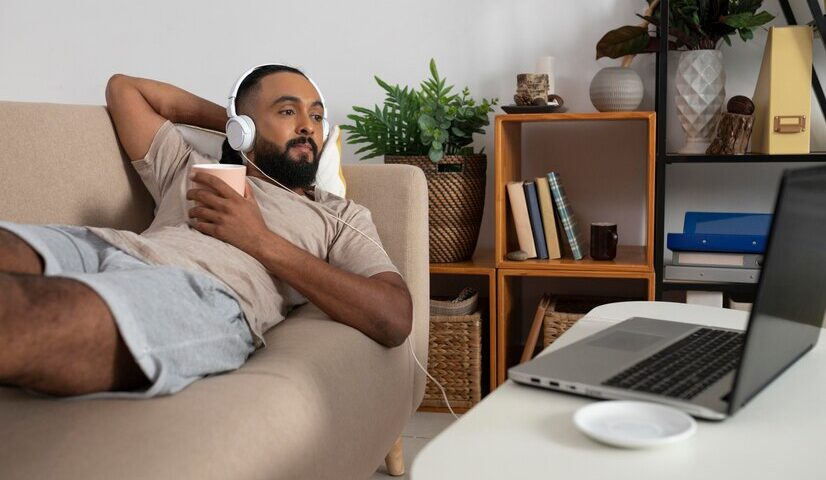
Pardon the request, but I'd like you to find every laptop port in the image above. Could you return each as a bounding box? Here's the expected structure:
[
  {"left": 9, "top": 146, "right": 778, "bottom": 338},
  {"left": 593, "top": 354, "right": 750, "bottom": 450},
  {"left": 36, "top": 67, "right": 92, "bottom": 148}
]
[
  {"left": 549, "top": 381, "right": 560, "bottom": 387},
  {"left": 530, "top": 377, "right": 541, "bottom": 384}
]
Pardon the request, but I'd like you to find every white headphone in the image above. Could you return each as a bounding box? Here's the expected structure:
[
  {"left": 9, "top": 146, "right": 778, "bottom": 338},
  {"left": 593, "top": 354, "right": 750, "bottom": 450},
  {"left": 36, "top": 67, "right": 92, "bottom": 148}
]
[{"left": 226, "top": 63, "right": 330, "bottom": 153}]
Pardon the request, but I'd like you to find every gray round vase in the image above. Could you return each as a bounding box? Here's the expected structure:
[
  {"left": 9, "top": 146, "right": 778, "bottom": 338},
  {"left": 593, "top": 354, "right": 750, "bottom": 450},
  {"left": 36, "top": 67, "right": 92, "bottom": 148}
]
[{"left": 589, "top": 66, "right": 644, "bottom": 112}]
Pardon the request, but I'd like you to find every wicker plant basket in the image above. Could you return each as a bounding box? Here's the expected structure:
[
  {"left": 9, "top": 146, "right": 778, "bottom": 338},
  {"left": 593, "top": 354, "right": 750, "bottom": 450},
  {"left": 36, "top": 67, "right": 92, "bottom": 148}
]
[
  {"left": 543, "top": 296, "right": 631, "bottom": 348},
  {"left": 385, "top": 154, "right": 486, "bottom": 263},
  {"left": 422, "top": 303, "right": 482, "bottom": 409}
]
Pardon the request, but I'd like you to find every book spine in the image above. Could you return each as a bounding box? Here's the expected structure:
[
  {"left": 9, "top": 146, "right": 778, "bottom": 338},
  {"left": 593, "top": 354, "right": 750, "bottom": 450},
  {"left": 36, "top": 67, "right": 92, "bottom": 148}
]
[
  {"left": 535, "top": 176, "right": 561, "bottom": 259},
  {"left": 506, "top": 181, "right": 537, "bottom": 258},
  {"left": 547, "top": 172, "right": 584, "bottom": 260},
  {"left": 523, "top": 182, "right": 549, "bottom": 259}
]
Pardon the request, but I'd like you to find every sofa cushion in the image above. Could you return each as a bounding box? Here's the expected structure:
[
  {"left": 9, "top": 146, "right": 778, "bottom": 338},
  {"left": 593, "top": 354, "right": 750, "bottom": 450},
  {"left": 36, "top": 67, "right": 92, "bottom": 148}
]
[{"left": 0, "top": 303, "right": 413, "bottom": 480}]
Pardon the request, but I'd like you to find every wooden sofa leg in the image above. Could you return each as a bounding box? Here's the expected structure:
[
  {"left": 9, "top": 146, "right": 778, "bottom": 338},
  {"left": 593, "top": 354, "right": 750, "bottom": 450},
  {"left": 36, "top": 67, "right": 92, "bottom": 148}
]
[{"left": 384, "top": 436, "right": 405, "bottom": 476}]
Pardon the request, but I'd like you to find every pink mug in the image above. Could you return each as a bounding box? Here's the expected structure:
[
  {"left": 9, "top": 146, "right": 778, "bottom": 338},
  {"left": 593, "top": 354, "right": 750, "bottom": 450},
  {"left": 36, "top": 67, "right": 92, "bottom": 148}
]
[{"left": 190, "top": 164, "right": 247, "bottom": 196}]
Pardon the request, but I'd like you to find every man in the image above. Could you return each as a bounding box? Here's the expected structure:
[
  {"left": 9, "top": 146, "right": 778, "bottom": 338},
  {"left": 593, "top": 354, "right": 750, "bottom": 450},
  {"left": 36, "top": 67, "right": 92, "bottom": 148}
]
[{"left": 0, "top": 65, "right": 413, "bottom": 399}]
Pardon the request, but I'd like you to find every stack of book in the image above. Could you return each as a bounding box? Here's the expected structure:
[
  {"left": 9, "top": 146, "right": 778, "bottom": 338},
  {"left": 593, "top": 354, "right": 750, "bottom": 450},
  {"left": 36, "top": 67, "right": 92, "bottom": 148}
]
[
  {"left": 666, "top": 212, "right": 771, "bottom": 284},
  {"left": 506, "top": 172, "right": 585, "bottom": 260}
]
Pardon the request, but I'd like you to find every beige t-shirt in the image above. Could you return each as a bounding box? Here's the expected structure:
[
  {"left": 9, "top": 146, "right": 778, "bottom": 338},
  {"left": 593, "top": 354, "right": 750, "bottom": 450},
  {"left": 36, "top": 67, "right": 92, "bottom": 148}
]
[{"left": 89, "top": 121, "right": 399, "bottom": 348}]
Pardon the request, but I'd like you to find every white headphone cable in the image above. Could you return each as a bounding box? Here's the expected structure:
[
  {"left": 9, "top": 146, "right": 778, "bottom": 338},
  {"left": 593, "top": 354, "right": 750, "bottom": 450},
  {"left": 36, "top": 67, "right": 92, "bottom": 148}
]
[{"left": 240, "top": 151, "right": 459, "bottom": 420}]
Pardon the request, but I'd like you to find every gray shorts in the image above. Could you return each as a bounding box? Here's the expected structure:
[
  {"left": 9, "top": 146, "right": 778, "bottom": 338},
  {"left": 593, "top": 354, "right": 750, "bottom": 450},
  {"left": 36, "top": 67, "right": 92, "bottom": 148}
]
[{"left": 0, "top": 221, "right": 255, "bottom": 399}]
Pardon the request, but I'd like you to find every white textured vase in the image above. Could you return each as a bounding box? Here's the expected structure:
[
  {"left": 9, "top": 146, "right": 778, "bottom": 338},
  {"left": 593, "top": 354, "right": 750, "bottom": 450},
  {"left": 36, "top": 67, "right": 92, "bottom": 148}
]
[
  {"left": 589, "top": 67, "right": 644, "bottom": 112},
  {"left": 675, "top": 50, "right": 726, "bottom": 154}
]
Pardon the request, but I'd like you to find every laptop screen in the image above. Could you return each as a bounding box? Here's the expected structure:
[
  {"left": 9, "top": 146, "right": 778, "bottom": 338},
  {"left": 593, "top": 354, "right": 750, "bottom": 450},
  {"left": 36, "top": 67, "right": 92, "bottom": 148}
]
[{"left": 729, "top": 165, "right": 826, "bottom": 415}]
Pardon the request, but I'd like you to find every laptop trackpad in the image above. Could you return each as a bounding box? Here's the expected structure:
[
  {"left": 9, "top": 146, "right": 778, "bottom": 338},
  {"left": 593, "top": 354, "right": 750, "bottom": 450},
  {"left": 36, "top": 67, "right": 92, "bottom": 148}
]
[{"left": 588, "top": 331, "right": 666, "bottom": 352}]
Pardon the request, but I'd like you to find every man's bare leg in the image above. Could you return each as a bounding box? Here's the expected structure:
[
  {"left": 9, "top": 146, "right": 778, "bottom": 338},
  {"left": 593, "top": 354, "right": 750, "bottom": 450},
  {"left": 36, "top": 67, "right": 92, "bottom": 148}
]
[
  {"left": 0, "top": 228, "right": 44, "bottom": 275},
  {"left": 0, "top": 228, "right": 148, "bottom": 396}
]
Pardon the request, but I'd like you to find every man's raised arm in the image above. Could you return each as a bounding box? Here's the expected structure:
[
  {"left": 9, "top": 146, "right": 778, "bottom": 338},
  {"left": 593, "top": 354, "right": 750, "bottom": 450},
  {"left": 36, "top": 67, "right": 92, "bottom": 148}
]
[{"left": 105, "top": 74, "right": 227, "bottom": 161}]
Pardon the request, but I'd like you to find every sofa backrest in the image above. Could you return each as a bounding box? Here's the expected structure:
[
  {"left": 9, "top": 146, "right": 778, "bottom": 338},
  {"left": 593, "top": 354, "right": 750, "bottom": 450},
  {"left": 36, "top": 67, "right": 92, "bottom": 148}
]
[{"left": 0, "top": 101, "right": 155, "bottom": 231}]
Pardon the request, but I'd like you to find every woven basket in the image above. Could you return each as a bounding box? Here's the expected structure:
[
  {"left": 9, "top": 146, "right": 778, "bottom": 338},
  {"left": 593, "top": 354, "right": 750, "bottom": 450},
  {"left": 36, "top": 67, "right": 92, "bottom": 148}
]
[
  {"left": 543, "top": 296, "right": 630, "bottom": 348},
  {"left": 385, "top": 155, "right": 486, "bottom": 263},
  {"left": 421, "top": 311, "right": 482, "bottom": 409},
  {"left": 430, "top": 288, "right": 478, "bottom": 316}
]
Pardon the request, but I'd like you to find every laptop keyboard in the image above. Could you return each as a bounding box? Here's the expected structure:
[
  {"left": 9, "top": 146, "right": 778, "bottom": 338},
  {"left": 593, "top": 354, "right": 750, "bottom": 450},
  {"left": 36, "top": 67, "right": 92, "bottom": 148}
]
[{"left": 602, "top": 328, "right": 744, "bottom": 400}]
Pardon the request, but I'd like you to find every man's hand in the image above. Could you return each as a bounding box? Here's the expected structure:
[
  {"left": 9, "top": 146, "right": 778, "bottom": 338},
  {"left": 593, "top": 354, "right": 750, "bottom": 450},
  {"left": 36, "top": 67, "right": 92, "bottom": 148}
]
[{"left": 187, "top": 172, "right": 270, "bottom": 256}]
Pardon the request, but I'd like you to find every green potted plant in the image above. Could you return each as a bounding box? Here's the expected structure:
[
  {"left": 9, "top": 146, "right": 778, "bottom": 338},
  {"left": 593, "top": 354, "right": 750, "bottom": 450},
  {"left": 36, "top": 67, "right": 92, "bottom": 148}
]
[
  {"left": 342, "top": 59, "right": 497, "bottom": 263},
  {"left": 594, "top": 0, "right": 774, "bottom": 152}
]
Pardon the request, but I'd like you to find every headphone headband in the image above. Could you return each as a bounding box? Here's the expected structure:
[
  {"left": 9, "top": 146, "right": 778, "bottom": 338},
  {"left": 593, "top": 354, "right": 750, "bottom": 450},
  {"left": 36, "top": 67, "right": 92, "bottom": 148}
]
[{"left": 226, "top": 63, "right": 329, "bottom": 124}]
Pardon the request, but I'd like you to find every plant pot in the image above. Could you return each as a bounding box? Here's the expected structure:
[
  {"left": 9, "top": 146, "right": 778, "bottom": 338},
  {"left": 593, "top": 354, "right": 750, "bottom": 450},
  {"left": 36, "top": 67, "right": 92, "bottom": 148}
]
[
  {"left": 675, "top": 50, "right": 726, "bottom": 154},
  {"left": 384, "top": 154, "right": 486, "bottom": 263},
  {"left": 589, "top": 67, "right": 644, "bottom": 112}
]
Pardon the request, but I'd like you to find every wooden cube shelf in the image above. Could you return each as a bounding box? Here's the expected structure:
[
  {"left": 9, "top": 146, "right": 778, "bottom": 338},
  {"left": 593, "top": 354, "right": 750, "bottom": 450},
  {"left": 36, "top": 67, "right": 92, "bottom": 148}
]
[{"left": 494, "top": 111, "right": 657, "bottom": 386}]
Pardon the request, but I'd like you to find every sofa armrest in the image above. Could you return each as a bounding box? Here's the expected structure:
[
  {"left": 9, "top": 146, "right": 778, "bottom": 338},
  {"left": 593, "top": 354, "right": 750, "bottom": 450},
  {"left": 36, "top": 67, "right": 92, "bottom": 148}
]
[{"left": 342, "top": 164, "right": 429, "bottom": 413}]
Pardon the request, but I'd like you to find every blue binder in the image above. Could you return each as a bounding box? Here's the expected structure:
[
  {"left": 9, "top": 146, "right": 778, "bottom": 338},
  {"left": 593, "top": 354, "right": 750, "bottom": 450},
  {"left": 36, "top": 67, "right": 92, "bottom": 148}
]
[{"left": 667, "top": 212, "right": 772, "bottom": 253}]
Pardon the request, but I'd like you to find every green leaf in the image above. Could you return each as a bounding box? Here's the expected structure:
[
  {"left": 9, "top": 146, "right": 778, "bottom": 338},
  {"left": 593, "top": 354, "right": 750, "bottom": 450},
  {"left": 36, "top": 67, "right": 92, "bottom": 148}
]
[
  {"left": 429, "top": 147, "right": 443, "bottom": 163},
  {"left": 722, "top": 11, "right": 774, "bottom": 29},
  {"left": 418, "top": 114, "right": 436, "bottom": 131},
  {"left": 722, "top": 34, "right": 732, "bottom": 46},
  {"left": 596, "top": 25, "right": 650, "bottom": 59},
  {"left": 429, "top": 58, "right": 439, "bottom": 81},
  {"left": 738, "top": 27, "right": 754, "bottom": 42}
]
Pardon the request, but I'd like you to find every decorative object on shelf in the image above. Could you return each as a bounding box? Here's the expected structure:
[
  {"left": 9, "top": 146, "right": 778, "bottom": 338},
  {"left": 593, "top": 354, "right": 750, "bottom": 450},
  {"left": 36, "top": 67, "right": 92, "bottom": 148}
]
[
  {"left": 590, "top": 222, "right": 618, "bottom": 261},
  {"left": 430, "top": 287, "right": 478, "bottom": 315},
  {"left": 425, "top": 288, "right": 482, "bottom": 408},
  {"left": 595, "top": 0, "right": 773, "bottom": 150},
  {"left": 536, "top": 56, "right": 556, "bottom": 95},
  {"left": 515, "top": 73, "right": 549, "bottom": 105},
  {"left": 589, "top": 66, "right": 644, "bottom": 112},
  {"left": 750, "top": 26, "right": 814, "bottom": 154},
  {"left": 514, "top": 91, "right": 533, "bottom": 107},
  {"left": 675, "top": 49, "right": 726, "bottom": 153},
  {"left": 342, "top": 59, "right": 497, "bottom": 263},
  {"left": 500, "top": 101, "right": 565, "bottom": 114},
  {"left": 706, "top": 95, "right": 755, "bottom": 155},
  {"left": 506, "top": 250, "right": 529, "bottom": 261},
  {"left": 727, "top": 95, "right": 755, "bottom": 116}
]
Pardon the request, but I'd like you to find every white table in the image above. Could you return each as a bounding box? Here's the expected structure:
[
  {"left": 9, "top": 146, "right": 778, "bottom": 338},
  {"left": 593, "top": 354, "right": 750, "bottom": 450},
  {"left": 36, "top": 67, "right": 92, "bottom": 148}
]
[{"left": 411, "top": 301, "right": 826, "bottom": 480}]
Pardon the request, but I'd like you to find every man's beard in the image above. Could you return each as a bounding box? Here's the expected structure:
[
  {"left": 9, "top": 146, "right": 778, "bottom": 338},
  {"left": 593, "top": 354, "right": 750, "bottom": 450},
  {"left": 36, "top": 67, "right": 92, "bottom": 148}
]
[{"left": 253, "top": 136, "right": 320, "bottom": 189}]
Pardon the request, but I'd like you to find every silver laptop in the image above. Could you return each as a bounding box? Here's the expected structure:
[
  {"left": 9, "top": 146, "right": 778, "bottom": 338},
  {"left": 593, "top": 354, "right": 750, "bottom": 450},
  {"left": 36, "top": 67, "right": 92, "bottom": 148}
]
[{"left": 509, "top": 165, "right": 826, "bottom": 420}]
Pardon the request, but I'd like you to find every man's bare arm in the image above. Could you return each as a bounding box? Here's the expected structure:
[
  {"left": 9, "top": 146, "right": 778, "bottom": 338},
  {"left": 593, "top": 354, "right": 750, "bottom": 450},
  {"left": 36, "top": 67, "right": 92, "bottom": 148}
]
[
  {"left": 253, "top": 231, "right": 413, "bottom": 347},
  {"left": 105, "top": 74, "right": 226, "bottom": 161}
]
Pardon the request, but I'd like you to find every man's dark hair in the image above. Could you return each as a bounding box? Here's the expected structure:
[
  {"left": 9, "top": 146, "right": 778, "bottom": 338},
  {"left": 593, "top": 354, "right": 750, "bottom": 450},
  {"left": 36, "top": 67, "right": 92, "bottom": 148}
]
[{"left": 220, "top": 65, "right": 307, "bottom": 164}]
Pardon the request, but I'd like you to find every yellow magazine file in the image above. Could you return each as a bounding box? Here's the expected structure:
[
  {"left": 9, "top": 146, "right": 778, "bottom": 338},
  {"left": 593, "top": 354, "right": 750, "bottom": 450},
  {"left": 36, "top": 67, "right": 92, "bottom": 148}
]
[{"left": 750, "top": 26, "right": 813, "bottom": 154}]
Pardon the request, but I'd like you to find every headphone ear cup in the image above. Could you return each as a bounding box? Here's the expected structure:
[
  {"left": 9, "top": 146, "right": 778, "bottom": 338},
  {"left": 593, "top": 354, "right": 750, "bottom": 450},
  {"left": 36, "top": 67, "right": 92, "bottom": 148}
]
[{"left": 226, "top": 115, "right": 256, "bottom": 152}]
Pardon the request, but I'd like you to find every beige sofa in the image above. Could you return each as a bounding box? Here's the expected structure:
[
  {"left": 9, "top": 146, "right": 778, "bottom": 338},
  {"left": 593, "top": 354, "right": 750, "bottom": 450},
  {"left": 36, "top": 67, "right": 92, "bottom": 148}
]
[{"left": 0, "top": 101, "right": 429, "bottom": 480}]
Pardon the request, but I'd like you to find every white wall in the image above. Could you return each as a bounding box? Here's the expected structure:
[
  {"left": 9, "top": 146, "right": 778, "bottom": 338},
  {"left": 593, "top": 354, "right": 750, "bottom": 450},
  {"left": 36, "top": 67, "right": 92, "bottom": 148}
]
[{"left": 1, "top": 0, "right": 822, "bottom": 254}]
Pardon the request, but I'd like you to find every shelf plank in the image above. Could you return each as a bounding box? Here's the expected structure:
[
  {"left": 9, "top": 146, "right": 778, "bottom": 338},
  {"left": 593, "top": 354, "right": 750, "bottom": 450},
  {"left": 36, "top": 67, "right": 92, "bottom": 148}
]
[
  {"left": 664, "top": 152, "right": 826, "bottom": 164},
  {"left": 497, "top": 245, "right": 652, "bottom": 274},
  {"left": 429, "top": 248, "right": 495, "bottom": 275},
  {"left": 497, "top": 111, "right": 655, "bottom": 124}
]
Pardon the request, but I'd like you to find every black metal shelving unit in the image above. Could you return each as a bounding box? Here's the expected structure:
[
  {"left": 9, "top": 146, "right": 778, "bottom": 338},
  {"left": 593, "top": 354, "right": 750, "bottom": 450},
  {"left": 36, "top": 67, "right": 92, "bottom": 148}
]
[{"left": 653, "top": 0, "right": 826, "bottom": 300}]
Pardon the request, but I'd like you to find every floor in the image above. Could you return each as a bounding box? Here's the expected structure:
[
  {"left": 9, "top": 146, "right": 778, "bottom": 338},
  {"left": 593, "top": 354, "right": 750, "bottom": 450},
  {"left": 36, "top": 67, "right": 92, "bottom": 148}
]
[{"left": 372, "top": 412, "right": 457, "bottom": 479}]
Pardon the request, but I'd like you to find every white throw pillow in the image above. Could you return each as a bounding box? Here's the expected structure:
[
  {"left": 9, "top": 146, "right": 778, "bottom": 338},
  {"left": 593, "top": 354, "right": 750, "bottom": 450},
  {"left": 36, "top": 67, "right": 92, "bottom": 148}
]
[{"left": 176, "top": 123, "right": 346, "bottom": 197}]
